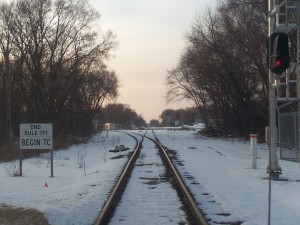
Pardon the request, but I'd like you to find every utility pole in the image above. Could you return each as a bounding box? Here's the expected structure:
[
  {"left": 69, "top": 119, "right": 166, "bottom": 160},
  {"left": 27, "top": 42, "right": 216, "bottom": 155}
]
[
  {"left": 267, "top": 1, "right": 277, "bottom": 224},
  {"left": 297, "top": 0, "right": 300, "bottom": 164},
  {"left": 268, "top": 0, "right": 282, "bottom": 181}
]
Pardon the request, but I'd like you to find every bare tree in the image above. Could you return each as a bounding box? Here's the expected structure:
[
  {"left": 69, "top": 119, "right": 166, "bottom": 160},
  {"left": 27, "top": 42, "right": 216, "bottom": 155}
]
[
  {"left": 166, "top": 0, "right": 268, "bottom": 137},
  {"left": 0, "top": 2, "right": 15, "bottom": 142},
  {"left": 0, "top": 0, "right": 119, "bottom": 139}
]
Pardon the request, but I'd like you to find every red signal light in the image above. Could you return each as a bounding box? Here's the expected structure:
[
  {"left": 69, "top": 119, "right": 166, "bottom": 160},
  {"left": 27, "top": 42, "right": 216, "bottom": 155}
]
[
  {"left": 275, "top": 59, "right": 281, "bottom": 67},
  {"left": 268, "top": 33, "right": 289, "bottom": 74}
]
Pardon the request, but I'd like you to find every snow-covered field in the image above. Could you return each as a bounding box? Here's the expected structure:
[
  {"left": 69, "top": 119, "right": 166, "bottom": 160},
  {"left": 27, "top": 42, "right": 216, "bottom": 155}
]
[
  {"left": 0, "top": 132, "right": 136, "bottom": 225},
  {"left": 155, "top": 129, "right": 300, "bottom": 225},
  {"left": 0, "top": 127, "right": 299, "bottom": 225}
]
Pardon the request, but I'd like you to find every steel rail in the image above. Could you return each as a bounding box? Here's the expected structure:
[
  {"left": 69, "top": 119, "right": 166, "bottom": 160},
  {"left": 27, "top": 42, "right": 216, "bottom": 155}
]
[
  {"left": 94, "top": 131, "right": 208, "bottom": 225},
  {"left": 94, "top": 134, "right": 142, "bottom": 225},
  {"left": 149, "top": 131, "right": 209, "bottom": 225}
]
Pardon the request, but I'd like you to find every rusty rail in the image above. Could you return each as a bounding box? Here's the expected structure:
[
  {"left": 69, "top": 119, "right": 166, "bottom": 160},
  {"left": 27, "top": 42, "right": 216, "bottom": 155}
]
[{"left": 94, "top": 131, "right": 208, "bottom": 225}]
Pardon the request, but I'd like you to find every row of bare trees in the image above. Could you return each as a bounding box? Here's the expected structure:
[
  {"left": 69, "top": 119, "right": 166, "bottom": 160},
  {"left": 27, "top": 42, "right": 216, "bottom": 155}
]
[
  {"left": 166, "top": 0, "right": 269, "bottom": 137},
  {"left": 99, "top": 103, "right": 147, "bottom": 129},
  {"left": 0, "top": 0, "right": 118, "bottom": 141},
  {"left": 159, "top": 108, "right": 201, "bottom": 126}
]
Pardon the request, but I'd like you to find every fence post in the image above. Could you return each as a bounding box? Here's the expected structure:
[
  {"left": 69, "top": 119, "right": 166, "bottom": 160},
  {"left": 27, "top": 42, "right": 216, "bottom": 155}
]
[{"left": 250, "top": 134, "right": 257, "bottom": 169}]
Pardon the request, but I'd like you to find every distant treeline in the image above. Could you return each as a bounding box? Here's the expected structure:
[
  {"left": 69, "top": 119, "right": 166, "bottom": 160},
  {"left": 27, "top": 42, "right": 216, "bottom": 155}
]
[{"left": 98, "top": 103, "right": 147, "bottom": 129}]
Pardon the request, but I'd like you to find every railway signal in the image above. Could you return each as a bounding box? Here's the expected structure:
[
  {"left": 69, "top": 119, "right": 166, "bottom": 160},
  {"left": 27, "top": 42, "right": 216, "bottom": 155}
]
[{"left": 268, "top": 32, "right": 290, "bottom": 74}]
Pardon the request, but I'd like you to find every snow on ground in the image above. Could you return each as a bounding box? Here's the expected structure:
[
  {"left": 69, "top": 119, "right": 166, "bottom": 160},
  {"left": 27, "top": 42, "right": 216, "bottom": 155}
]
[
  {"left": 109, "top": 134, "right": 188, "bottom": 225},
  {"left": 0, "top": 127, "right": 300, "bottom": 225},
  {"left": 155, "top": 129, "right": 300, "bottom": 225},
  {"left": 0, "top": 132, "right": 136, "bottom": 225}
]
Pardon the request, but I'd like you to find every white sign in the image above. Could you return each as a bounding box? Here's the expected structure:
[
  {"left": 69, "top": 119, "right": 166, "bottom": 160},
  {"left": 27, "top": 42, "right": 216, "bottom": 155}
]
[{"left": 20, "top": 123, "right": 53, "bottom": 149}]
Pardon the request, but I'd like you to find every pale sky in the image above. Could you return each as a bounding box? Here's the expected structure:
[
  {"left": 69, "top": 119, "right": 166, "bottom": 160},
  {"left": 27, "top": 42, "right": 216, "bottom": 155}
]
[{"left": 89, "top": 0, "right": 217, "bottom": 122}]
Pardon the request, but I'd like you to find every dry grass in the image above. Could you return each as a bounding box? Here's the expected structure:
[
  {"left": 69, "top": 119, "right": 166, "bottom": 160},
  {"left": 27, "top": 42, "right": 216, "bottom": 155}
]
[{"left": 0, "top": 204, "right": 50, "bottom": 225}]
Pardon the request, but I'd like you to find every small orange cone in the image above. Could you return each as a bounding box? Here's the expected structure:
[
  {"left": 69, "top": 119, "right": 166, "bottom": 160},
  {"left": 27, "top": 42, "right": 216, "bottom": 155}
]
[{"left": 43, "top": 182, "right": 48, "bottom": 188}]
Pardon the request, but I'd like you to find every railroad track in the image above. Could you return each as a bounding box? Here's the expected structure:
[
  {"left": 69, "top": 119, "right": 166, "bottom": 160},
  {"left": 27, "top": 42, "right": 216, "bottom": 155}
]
[{"left": 94, "top": 130, "right": 208, "bottom": 225}]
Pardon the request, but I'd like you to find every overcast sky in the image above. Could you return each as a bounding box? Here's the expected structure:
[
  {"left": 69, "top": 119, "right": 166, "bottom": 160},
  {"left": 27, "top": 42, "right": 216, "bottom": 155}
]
[{"left": 89, "top": 0, "right": 217, "bottom": 122}]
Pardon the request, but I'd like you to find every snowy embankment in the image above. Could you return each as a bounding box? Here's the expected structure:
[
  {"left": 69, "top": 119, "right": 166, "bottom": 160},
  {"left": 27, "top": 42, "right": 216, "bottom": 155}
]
[
  {"left": 0, "top": 128, "right": 300, "bottom": 225},
  {"left": 155, "top": 129, "right": 300, "bottom": 225},
  {"left": 0, "top": 132, "right": 136, "bottom": 225}
]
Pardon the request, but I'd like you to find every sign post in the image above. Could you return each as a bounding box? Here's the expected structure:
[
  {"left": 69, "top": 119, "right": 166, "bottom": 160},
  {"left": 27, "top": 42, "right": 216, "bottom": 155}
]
[{"left": 19, "top": 123, "right": 53, "bottom": 177}]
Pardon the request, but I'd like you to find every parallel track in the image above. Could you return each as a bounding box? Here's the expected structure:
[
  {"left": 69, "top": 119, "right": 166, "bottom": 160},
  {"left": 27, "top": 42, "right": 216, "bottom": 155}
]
[{"left": 94, "top": 131, "right": 208, "bottom": 225}]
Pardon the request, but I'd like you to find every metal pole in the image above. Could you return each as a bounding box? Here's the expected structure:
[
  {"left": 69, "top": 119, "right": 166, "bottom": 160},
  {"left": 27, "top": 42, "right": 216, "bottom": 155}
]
[
  {"left": 268, "top": 1, "right": 273, "bottom": 224},
  {"left": 277, "top": 107, "right": 282, "bottom": 159},
  {"left": 297, "top": 0, "right": 300, "bottom": 165},
  {"left": 19, "top": 148, "right": 22, "bottom": 177},
  {"left": 294, "top": 112, "right": 298, "bottom": 161},
  {"left": 50, "top": 123, "right": 54, "bottom": 177},
  {"left": 269, "top": 0, "right": 281, "bottom": 181},
  {"left": 51, "top": 149, "right": 54, "bottom": 177}
]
